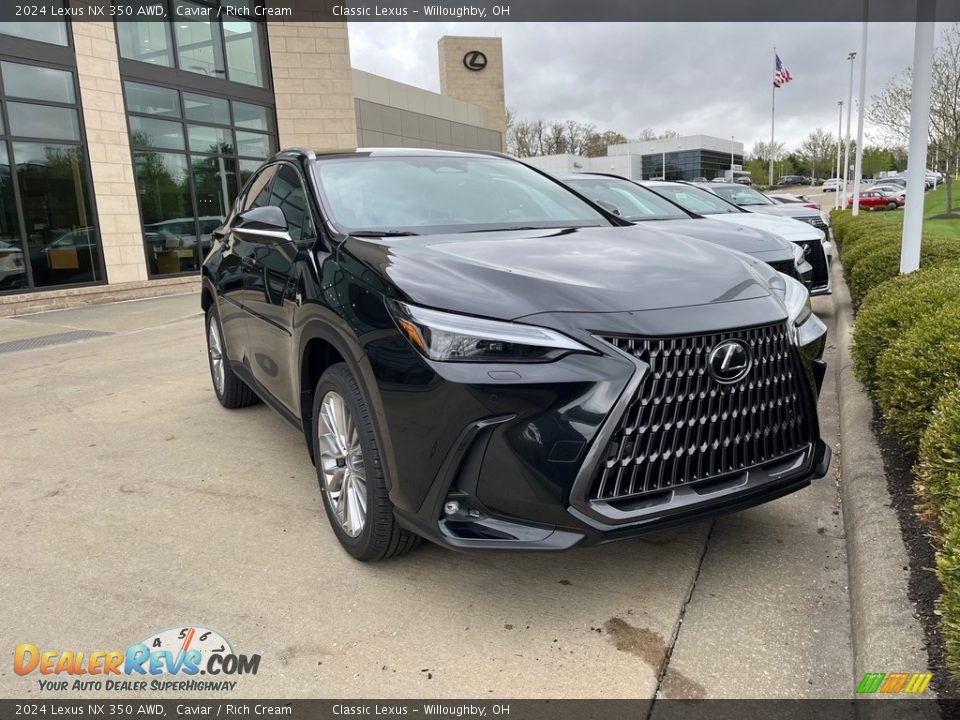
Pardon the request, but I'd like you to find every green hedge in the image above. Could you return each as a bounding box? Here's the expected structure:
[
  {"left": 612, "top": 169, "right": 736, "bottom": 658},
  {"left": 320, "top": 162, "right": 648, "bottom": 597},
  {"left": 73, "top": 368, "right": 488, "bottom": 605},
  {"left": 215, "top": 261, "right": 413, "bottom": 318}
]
[
  {"left": 874, "top": 299, "right": 960, "bottom": 448},
  {"left": 845, "top": 235, "right": 960, "bottom": 307},
  {"left": 936, "top": 493, "right": 960, "bottom": 672},
  {"left": 917, "top": 385, "right": 960, "bottom": 516},
  {"left": 852, "top": 262, "right": 960, "bottom": 392}
]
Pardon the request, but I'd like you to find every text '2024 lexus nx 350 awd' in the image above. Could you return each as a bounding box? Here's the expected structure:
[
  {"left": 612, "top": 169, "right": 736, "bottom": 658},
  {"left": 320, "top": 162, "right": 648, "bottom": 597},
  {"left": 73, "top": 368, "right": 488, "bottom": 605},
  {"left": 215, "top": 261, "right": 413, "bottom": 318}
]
[{"left": 201, "top": 149, "right": 831, "bottom": 561}]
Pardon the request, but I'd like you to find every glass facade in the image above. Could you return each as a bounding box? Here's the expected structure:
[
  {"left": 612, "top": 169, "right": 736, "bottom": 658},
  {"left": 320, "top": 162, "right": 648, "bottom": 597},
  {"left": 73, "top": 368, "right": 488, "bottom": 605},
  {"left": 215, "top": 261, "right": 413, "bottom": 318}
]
[
  {"left": 124, "top": 81, "right": 277, "bottom": 277},
  {"left": 118, "top": 1, "right": 268, "bottom": 87},
  {"left": 0, "top": 57, "right": 102, "bottom": 293},
  {"left": 640, "top": 150, "right": 746, "bottom": 182}
]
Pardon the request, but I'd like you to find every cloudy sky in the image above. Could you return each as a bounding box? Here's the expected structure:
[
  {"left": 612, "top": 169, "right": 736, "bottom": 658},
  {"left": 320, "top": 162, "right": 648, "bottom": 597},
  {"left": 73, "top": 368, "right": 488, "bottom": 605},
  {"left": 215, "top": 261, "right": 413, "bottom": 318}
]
[{"left": 347, "top": 22, "right": 945, "bottom": 152}]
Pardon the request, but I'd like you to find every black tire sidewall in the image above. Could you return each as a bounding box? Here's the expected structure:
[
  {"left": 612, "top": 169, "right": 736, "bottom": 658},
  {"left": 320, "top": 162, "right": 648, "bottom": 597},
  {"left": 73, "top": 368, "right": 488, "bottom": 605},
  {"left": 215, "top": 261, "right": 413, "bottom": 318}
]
[{"left": 312, "top": 364, "right": 386, "bottom": 558}]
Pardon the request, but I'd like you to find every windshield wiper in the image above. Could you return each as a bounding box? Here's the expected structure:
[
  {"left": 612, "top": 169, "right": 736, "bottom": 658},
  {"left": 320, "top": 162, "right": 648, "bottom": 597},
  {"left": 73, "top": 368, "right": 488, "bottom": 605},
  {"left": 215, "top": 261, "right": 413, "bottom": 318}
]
[{"left": 348, "top": 230, "right": 421, "bottom": 237}]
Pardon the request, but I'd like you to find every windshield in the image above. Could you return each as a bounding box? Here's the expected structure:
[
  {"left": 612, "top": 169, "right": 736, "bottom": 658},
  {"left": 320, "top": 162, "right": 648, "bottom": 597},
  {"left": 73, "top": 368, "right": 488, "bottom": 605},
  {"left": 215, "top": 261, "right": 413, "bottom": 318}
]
[
  {"left": 709, "top": 185, "right": 775, "bottom": 206},
  {"left": 645, "top": 183, "right": 743, "bottom": 215},
  {"left": 311, "top": 155, "right": 610, "bottom": 235},
  {"left": 565, "top": 177, "right": 690, "bottom": 221}
]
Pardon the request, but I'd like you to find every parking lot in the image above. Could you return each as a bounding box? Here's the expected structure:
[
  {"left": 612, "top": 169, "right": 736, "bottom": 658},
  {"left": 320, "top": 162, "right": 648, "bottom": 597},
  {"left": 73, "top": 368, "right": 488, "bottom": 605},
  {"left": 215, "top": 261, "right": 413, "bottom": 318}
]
[{"left": 0, "top": 288, "right": 851, "bottom": 699}]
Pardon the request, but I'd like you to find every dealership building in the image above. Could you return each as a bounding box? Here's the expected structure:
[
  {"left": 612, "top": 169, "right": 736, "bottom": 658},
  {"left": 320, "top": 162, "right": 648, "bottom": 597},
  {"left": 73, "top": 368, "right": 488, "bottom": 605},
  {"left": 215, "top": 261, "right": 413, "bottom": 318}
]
[
  {"left": 0, "top": 9, "right": 505, "bottom": 314},
  {"left": 524, "top": 135, "right": 746, "bottom": 183}
]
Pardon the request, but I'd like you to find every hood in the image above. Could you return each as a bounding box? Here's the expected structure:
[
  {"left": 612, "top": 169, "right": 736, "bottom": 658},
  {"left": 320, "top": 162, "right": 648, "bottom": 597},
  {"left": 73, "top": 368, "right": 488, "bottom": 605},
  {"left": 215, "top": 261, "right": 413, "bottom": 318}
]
[
  {"left": 637, "top": 217, "right": 794, "bottom": 260},
  {"left": 742, "top": 205, "right": 823, "bottom": 221},
  {"left": 706, "top": 212, "right": 824, "bottom": 243},
  {"left": 343, "top": 225, "right": 775, "bottom": 321}
]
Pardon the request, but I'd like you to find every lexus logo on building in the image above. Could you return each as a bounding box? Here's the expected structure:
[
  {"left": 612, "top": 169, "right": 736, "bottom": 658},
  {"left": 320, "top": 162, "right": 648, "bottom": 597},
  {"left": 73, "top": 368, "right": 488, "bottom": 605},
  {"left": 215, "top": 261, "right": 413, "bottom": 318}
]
[
  {"left": 707, "top": 339, "right": 753, "bottom": 384},
  {"left": 463, "top": 51, "right": 488, "bottom": 71}
]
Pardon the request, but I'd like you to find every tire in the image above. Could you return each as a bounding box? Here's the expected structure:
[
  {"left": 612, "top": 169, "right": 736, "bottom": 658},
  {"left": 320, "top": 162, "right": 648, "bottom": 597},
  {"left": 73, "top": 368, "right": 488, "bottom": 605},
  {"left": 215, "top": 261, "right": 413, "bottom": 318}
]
[
  {"left": 312, "top": 363, "right": 420, "bottom": 561},
  {"left": 887, "top": 202, "right": 898, "bottom": 210},
  {"left": 206, "top": 306, "right": 258, "bottom": 409}
]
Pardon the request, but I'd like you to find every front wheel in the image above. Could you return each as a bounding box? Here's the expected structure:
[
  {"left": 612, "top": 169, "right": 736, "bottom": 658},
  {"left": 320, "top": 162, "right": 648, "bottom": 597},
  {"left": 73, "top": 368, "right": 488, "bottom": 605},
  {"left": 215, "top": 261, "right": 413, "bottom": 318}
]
[
  {"left": 312, "top": 363, "right": 420, "bottom": 561},
  {"left": 887, "top": 202, "right": 899, "bottom": 210}
]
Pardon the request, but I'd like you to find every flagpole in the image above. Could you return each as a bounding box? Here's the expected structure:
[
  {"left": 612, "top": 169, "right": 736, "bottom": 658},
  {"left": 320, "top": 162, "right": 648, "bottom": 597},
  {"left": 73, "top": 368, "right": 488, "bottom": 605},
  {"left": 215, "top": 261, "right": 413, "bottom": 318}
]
[{"left": 770, "top": 47, "right": 776, "bottom": 186}]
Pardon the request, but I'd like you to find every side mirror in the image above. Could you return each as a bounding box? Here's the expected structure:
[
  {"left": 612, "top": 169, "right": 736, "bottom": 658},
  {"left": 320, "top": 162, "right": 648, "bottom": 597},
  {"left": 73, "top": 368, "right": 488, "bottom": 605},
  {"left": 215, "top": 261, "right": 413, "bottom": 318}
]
[
  {"left": 594, "top": 199, "right": 621, "bottom": 216},
  {"left": 233, "top": 206, "right": 291, "bottom": 242}
]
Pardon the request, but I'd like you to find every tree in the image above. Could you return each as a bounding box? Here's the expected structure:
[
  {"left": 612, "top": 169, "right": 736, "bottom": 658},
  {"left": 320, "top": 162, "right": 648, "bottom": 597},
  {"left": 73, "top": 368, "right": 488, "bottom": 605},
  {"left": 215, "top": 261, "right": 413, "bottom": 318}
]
[
  {"left": 585, "top": 130, "right": 628, "bottom": 157},
  {"left": 506, "top": 113, "right": 627, "bottom": 159},
  {"left": 871, "top": 22, "right": 960, "bottom": 216},
  {"left": 798, "top": 129, "right": 835, "bottom": 180}
]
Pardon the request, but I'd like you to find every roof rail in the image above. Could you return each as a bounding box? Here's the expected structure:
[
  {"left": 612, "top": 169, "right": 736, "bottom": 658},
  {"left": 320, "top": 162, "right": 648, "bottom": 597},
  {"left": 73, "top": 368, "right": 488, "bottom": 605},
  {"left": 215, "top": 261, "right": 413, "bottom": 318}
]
[{"left": 276, "top": 147, "right": 317, "bottom": 160}]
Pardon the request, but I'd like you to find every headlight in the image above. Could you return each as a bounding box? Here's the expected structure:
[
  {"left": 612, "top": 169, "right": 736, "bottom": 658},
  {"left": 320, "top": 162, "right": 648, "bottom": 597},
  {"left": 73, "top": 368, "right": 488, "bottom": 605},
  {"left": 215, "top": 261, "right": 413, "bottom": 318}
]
[
  {"left": 388, "top": 300, "right": 592, "bottom": 363},
  {"left": 782, "top": 274, "right": 812, "bottom": 326},
  {"left": 791, "top": 243, "right": 805, "bottom": 267},
  {"left": 819, "top": 211, "right": 830, "bottom": 226}
]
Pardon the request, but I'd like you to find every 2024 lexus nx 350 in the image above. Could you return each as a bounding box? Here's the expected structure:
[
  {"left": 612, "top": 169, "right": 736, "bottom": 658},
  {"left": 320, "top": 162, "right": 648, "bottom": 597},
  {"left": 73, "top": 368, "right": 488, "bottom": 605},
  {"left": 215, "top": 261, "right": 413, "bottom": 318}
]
[{"left": 201, "top": 148, "right": 831, "bottom": 561}]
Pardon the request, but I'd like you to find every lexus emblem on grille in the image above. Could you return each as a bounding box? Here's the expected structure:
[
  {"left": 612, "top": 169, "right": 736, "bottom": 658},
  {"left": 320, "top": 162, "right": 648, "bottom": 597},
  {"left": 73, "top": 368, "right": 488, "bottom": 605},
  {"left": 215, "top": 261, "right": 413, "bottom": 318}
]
[
  {"left": 708, "top": 339, "right": 753, "bottom": 384},
  {"left": 802, "top": 243, "right": 812, "bottom": 257}
]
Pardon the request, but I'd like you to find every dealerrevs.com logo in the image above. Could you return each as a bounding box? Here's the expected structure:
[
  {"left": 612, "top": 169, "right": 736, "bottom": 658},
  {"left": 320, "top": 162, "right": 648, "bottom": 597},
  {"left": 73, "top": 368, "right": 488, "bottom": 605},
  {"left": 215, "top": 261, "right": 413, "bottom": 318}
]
[{"left": 14, "top": 626, "right": 261, "bottom": 692}]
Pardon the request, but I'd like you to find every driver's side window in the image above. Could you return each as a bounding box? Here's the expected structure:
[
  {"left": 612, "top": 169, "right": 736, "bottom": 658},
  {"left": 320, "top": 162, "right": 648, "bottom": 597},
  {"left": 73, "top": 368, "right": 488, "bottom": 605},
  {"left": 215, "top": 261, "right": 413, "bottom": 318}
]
[
  {"left": 240, "top": 165, "right": 278, "bottom": 214},
  {"left": 267, "top": 164, "right": 316, "bottom": 244}
]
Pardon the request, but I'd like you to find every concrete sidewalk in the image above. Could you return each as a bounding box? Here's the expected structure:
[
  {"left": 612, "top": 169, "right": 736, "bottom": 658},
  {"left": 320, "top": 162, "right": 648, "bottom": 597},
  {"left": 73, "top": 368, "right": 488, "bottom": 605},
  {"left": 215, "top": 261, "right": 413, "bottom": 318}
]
[{"left": 1, "top": 291, "right": 855, "bottom": 700}]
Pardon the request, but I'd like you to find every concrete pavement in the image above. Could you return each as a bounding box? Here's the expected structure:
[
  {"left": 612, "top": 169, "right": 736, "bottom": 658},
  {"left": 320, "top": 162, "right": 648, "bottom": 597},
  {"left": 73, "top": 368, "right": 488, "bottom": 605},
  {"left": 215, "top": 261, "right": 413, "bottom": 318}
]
[{"left": 0, "top": 292, "right": 853, "bottom": 700}]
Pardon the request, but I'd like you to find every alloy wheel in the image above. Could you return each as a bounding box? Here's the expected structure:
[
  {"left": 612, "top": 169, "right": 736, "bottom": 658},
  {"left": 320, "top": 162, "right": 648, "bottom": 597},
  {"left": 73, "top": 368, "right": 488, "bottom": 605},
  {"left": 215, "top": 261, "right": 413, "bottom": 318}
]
[
  {"left": 208, "top": 319, "right": 225, "bottom": 397},
  {"left": 317, "top": 391, "right": 367, "bottom": 537}
]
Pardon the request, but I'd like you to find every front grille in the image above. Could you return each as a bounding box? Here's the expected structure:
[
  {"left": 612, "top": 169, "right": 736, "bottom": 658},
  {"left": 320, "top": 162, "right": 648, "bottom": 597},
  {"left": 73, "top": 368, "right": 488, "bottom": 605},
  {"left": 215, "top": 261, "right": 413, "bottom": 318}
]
[
  {"left": 769, "top": 260, "right": 800, "bottom": 281},
  {"left": 591, "top": 323, "right": 810, "bottom": 503},
  {"left": 796, "top": 239, "right": 829, "bottom": 289},
  {"left": 795, "top": 215, "right": 829, "bottom": 236}
]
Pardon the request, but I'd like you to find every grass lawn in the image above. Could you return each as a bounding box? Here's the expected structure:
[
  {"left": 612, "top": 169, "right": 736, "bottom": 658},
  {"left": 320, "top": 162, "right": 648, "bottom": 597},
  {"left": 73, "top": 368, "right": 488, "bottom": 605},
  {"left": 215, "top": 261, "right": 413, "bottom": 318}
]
[{"left": 858, "top": 184, "right": 960, "bottom": 239}]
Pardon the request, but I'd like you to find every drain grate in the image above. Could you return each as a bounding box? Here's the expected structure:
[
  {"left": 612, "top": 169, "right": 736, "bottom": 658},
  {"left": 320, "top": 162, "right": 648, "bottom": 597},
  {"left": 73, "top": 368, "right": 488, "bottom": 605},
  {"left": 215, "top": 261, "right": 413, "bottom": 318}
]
[{"left": 0, "top": 329, "right": 114, "bottom": 354}]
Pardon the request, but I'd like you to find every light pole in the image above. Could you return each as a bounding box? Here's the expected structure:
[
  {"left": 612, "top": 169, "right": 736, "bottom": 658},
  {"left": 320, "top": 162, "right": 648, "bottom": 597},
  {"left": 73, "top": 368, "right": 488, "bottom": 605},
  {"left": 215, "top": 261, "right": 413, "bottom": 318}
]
[
  {"left": 731, "top": 136, "right": 735, "bottom": 179},
  {"left": 852, "top": 5, "right": 869, "bottom": 216},
  {"left": 661, "top": 149, "right": 666, "bottom": 180},
  {"left": 842, "top": 51, "right": 857, "bottom": 209},
  {"left": 835, "top": 101, "right": 844, "bottom": 210}
]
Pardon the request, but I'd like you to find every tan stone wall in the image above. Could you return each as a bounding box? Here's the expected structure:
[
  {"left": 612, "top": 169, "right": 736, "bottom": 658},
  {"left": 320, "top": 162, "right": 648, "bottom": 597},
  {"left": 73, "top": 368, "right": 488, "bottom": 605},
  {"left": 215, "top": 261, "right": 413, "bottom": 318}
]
[
  {"left": 267, "top": 22, "right": 357, "bottom": 149},
  {"left": 69, "top": 12, "right": 147, "bottom": 285},
  {"left": 438, "top": 36, "right": 506, "bottom": 151}
]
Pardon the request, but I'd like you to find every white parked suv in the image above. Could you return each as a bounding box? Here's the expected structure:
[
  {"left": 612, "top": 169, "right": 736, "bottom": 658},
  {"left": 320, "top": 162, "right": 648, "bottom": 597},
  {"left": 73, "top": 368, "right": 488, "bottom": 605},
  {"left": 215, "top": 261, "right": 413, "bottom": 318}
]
[{"left": 822, "top": 178, "right": 843, "bottom": 192}]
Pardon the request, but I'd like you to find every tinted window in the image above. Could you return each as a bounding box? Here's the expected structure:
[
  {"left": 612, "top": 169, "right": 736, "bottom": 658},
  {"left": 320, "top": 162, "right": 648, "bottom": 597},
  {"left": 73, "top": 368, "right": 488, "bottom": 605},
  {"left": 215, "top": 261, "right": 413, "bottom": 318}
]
[
  {"left": 117, "top": 21, "right": 174, "bottom": 66},
  {"left": 565, "top": 178, "right": 688, "bottom": 221},
  {"left": 0, "top": 22, "right": 68, "bottom": 46},
  {"left": 124, "top": 82, "right": 181, "bottom": 117},
  {"left": 134, "top": 151, "right": 196, "bottom": 275},
  {"left": 647, "top": 184, "right": 742, "bottom": 215},
  {"left": 184, "top": 93, "right": 231, "bottom": 125},
  {"left": 174, "top": 4, "right": 225, "bottom": 78},
  {"left": 241, "top": 165, "right": 277, "bottom": 212},
  {"left": 1, "top": 62, "right": 75, "bottom": 103},
  {"left": 129, "top": 116, "right": 185, "bottom": 150},
  {"left": 223, "top": 21, "right": 267, "bottom": 87},
  {"left": 7, "top": 103, "right": 80, "bottom": 142},
  {"left": 313, "top": 156, "right": 609, "bottom": 234},
  {"left": 711, "top": 185, "right": 774, "bottom": 206},
  {"left": 268, "top": 165, "right": 313, "bottom": 243}
]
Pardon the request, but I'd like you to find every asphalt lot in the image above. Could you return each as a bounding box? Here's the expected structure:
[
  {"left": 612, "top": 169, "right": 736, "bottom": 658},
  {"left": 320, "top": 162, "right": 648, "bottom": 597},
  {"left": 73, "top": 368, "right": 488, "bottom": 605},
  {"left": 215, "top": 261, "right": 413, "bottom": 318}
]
[{"left": 0, "top": 287, "right": 851, "bottom": 700}]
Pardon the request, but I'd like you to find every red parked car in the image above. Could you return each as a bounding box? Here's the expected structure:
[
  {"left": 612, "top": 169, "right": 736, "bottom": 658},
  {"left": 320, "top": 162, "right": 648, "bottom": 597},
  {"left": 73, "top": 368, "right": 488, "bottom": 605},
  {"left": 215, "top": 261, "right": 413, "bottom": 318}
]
[{"left": 848, "top": 190, "right": 904, "bottom": 210}]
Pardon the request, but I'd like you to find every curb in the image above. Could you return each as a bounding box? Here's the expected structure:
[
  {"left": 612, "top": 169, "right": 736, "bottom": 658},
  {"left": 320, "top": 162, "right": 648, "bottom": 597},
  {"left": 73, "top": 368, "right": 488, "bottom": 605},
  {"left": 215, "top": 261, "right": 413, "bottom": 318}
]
[{"left": 832, "top": 256, "right": 930, "bottom": 685}]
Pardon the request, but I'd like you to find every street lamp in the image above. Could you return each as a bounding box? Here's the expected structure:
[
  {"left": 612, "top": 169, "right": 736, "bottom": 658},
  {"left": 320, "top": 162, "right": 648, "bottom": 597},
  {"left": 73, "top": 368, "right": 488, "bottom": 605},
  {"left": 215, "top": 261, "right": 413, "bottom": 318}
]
[
  {"left": 835, "top": 100, "right": 844, "bottom": 210},
  {"left": 842, "top": 51, "right": 857, "bottom": 209}
]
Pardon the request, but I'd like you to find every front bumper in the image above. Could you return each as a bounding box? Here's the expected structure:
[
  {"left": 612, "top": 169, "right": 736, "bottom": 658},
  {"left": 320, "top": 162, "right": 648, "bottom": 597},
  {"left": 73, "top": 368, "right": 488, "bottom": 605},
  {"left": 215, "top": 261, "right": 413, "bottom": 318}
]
[{"left": 366, "top": 299, "right": 831, "bottom": 551}]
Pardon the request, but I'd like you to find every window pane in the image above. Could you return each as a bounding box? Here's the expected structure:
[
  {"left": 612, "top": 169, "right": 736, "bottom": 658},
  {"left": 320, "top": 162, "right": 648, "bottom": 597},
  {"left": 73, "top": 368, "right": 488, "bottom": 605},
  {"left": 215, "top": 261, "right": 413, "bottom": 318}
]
[
  {"left": 124, "top": 82, "right": 181, "bottom": 117},
  {"left": 183, "top": 93, "right": 230, "bottom": 125},
  {"left": 133, "top": 151, "right": 197, "bottom": 276},
  {"left": 0, "top": 144, "right": 27, "bottom": 290},
  {"left": 192, "top": 155, "right": 238, "bottom": 256},
  {"left": 232, "top": 101, "right": 272, "bottom": 131},
  {"left": 117, "top": 21, "right": 173, "bottom": 67},
  {"left": 129, "top": 116, "right": 185, "bottom": 150},
  {"left": 188, "top": 125, "right": 233, "bottom": 154},
  {"left": 13, "top": 143, "right": 101, "bottom": 288},
  {"left": 239, "top": 159, "right": 262, "bottom": 187},
  {"left": 0, "top": 104, "right": 4, "bottom": 135},
  {"left": 236, "top": 131, "right": 273, "bottom": 159},
  {"left": 223, "top": 21, "right": 267, "bottom": 87},
  {"left": 1, "top": 62, "right": 75, "bottom": 103},
  {"left": 7, "top": 103, "right": 79, "bottom": 141},
  {"left": 174, "top": 5, "right": 226, "bottom": 79},
  {"left": 0, "top": 22, "right": 68, "bottom": 47},
  {"left": 269, "top": 165, "right": 311, "bottom": 243}
]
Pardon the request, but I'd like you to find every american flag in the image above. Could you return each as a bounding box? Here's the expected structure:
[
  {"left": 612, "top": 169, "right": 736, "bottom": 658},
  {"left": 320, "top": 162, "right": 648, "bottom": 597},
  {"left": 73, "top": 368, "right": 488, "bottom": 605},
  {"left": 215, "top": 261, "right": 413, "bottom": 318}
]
[{"left": 773, "top": 54, "right": 793, "bottom": 88}]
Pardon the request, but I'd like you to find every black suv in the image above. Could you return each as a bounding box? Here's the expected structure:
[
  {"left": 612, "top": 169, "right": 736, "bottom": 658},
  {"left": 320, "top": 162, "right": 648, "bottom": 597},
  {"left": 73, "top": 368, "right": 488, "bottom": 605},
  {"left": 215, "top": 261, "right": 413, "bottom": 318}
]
[{"left": 201, "top": 149, "right": 831, "bottom": 561}]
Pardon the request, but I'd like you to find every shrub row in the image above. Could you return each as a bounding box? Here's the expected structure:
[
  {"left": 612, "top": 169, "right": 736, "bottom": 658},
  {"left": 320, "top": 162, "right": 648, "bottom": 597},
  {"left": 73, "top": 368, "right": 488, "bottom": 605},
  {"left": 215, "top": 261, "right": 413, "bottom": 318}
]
[{"left": 837, "top": 209, "right": 960, "bottom": 672}]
